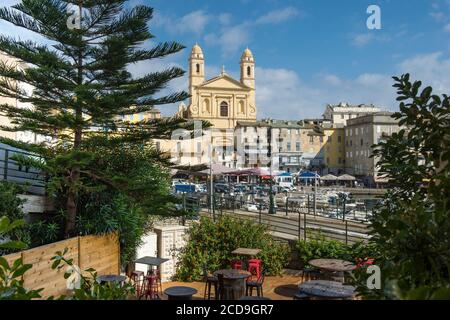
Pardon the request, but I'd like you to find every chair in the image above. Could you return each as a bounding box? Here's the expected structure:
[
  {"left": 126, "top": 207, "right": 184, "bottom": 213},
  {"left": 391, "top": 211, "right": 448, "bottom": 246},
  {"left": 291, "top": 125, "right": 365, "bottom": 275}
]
[
  {"left": 231, "top": 260, "right": 243, "bottom": 270},
  {"left": 248, "top": 259, "right": 262, "bottom": 280},
  {"left": 202, "top": 266, "right": 218, "bottom": 300},
  {"left": 217, "top": 273, "right": 234, "bottom": 300},
  {"left": 130, "top": 270, "right": 145, "bottom": 297},
  {"left": 142, "top": 274, "right": 159, "bottom": 300},
  {"left": 246, "top": 269, "right": 265, "bottom": 297}
]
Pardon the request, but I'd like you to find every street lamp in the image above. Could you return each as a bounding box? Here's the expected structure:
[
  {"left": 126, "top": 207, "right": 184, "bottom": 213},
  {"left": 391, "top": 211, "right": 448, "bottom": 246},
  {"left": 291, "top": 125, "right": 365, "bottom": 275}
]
[{"left": 268, "top": 125, "right": 275, "bottom": 214}]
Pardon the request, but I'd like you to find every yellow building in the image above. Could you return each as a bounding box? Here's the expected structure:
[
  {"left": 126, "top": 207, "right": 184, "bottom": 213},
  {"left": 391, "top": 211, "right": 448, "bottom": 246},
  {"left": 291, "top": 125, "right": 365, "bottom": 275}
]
[{"left": 323, "top": 126, "right": 345, "bottom": 175}]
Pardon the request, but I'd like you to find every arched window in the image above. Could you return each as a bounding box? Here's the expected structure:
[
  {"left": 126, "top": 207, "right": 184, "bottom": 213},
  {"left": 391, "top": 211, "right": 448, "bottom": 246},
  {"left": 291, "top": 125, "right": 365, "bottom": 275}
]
[
  {"left": 196, "top": 63, "right": 200, "bottom": 73},
  {"left": 247, "top": 66, "right": 251, "bottom": 77},
  {"left": 220, "top": 101, "right": 228, "bottom": 117}
]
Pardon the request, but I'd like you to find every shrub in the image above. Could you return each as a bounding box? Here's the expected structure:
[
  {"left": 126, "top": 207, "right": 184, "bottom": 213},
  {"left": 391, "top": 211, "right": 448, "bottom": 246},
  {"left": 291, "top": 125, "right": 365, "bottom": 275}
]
[
  {"left": 296, "top": 234, "right": 377, "bottom": 267},
  {"left": 175, "top": 216, "right": 290, "bottom": 281},
  {"left": 0, "top": 182, "right": 30, "bottom": 254}
]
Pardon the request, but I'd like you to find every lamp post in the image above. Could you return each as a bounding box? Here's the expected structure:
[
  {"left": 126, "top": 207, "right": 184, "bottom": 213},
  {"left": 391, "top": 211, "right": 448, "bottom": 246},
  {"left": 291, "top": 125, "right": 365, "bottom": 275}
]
[{"left": 268, "top": 125, "right": 275, "bottom": 215}]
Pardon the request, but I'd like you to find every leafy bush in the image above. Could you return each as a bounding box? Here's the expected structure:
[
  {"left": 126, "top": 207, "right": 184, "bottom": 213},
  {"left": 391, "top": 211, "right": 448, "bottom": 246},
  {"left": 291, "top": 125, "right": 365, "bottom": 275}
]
[
  {"left": 175, "top": 216, "right": 290, "bottom": 282},
  {"left": 0, "top": 216, "right": 42, "bottom": 300},
  {"left": 75, "top": 194, "right": 150, "bottom": 268},
  {"left": 296, "top": 235, "right": 377, "bottom": 267},
  {"left": 363, "top": 75, "right": 450, "bottom": 299},
  {"left": 0, "top": 182, "right": 30, "bottom": 254}
]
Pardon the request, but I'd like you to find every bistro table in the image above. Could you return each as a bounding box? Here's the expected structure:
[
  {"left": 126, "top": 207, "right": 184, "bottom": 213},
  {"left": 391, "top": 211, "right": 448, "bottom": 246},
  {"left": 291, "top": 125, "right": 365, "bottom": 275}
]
[
  {"left": 214, "top": 269, "right": 251, "bottom": 300},
  {"left": 299, "top": 280, "right": 355, "bottom": 300},
  {"left": 135, "top": 256, "right": 169, "bottom": 274},
  {"left": 232, "top": 248, "right": 261, "bottom": 269},
  {"left": 97, "top": 275, "right": 127, "bottom": 285},
  {"left": 308, "top": 259, "right": 355, "bottom": 282},
  {"left": 164, "top": 286, "right": 198, "bottom": 300}
]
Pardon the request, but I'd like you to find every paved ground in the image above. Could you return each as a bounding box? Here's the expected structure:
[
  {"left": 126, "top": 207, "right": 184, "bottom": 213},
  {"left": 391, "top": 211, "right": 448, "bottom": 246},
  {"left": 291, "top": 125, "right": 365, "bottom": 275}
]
[{"left": 161, "top": 269, "right": 304, "bottom": 300}]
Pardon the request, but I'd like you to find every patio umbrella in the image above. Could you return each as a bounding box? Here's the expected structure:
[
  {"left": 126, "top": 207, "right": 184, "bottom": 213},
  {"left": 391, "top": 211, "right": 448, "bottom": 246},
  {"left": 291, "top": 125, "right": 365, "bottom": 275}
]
[
  {"left": 337, "top": 174, "right": 356, "bottom": 181},
  {"left": 199, "top": 163, "right": 235, "bottom": 175},
  {"left": 320, "top": 174, "right": 338, "bottom": 181}
]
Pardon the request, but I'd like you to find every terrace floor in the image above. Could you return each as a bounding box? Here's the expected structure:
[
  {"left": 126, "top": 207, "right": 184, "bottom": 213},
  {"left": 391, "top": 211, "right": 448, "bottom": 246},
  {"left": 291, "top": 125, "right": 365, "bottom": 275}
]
[{"left": 161, "top": 269, "right": 304, "bottom": 300}]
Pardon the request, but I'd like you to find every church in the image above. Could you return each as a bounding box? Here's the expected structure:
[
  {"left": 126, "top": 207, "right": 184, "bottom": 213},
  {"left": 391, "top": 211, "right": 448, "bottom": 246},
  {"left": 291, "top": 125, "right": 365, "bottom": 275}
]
[
  {"left": 177, "top": 44, "right": 257, "bottom": 129},
  {"left": 161, "top": 44, "right": 258, "bottom": 167}
]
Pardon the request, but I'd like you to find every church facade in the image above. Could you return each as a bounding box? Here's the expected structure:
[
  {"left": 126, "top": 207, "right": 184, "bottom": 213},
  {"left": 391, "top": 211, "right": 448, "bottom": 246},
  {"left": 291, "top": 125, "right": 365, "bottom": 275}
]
[
  {"left": 161, "top": 45, "right": 258, "bottom": 168},
  {"left": 178, "top": 44, "right": 257, "bottom": 129}
]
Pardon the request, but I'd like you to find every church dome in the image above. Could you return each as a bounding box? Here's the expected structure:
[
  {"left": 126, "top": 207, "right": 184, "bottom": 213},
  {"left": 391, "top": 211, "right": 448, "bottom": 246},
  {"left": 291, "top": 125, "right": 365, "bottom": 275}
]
[{"left": 241, "top": 48, "right": 254, "bottom": 61}]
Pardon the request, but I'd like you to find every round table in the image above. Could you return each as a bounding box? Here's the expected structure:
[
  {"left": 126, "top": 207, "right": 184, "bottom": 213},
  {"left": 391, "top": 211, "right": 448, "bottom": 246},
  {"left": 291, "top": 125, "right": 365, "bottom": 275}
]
[
  {"left": 239, "top": 296, "right": 271, "bottom": 301},
  {"left": 214, "top": 269, "right": 251, "bottom": 300},
  {"left": 299, "top": 280, "right": 355, "bottom": 299},
  {"left": 164, "top": 286, "right": 198, "bottom": 300},
  {"left": 308, "top": 259, "right": 356, "bottom": 272}
]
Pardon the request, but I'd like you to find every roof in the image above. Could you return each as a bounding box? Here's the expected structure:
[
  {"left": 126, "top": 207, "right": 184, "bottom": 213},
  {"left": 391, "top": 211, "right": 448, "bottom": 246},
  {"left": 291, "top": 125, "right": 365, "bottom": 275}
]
[{"left": 197, "top": 73, "right": 251, "bottom": 90}]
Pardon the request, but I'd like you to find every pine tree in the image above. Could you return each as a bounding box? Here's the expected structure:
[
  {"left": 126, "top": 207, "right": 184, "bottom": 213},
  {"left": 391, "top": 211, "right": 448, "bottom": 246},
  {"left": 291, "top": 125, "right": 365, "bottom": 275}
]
[{"left": 0, "top": 0, "right": 200, "bottom": 236}]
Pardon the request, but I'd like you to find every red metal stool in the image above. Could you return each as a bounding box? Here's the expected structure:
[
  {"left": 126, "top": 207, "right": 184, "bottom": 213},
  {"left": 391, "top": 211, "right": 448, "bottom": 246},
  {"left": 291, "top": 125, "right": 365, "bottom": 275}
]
[
  {"left": 130, "top": 270, "right": 145, "bottom": 297},
  {"left": 248, "top": 259, "right": 262, "bottom": 280},
  {"left": 142, "top": 275, "right": 159, "bottom": 300},
  {"left": 231, "top": 260, "right": 243, "bottom": 270}
]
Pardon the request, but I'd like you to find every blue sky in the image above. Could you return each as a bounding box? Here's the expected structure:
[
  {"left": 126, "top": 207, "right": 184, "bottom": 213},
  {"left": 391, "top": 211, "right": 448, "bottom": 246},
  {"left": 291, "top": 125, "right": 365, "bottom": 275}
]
[{"left": 1, "top": 0, "right": 449, "bottom": 119}]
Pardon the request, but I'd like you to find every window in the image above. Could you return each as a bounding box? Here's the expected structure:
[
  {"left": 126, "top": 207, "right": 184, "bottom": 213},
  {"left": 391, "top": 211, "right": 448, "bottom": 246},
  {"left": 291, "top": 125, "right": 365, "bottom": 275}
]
[
  {"left": 361, "top": 139, "right": 363, "bottom": 146},
  {"left": 220, "top": 101, "right": 228, "bottom": 117},
  {"left": 320, "top": 136, "right": 324, "bottom": 143},
  {"left": 296, "top": 142, "right": 300, "bottom": 151},
  {"left": 247, "top": 66, "right": 251, "bottom": 77},
  {"left": 239, "top": 100, "right": 245, "bottom": 114},
  {"left": 341, "top": 114, "right": 345, "bottom": 119},
  {"left": 355, "top": 128, "right": 359, "bottom": 135},
  {"left": 338, "top": 135, "right": 342, "bottom": 143},
  {"left": 328, "top": 136, "right": 332, "bottom": 143},
  {"left": 196, "top": 63, "right": 200, "bottom": 73},
  {"left": 350, "top": 140, "right": 353, "bottom": 146},
  {"left": 286, "top": 142, "right": 291, "bottom": 151},
  {"left": 309, "top": 136, "right": 314, "bottom": 143},
  {"left": 338, "top": 157, "right": 342, "bottom": 164}
]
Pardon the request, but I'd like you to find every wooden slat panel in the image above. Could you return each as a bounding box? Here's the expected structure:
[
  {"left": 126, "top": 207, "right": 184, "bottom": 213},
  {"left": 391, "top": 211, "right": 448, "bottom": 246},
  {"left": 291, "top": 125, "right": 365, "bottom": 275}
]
[{"left": 1, "top": 233, "right": 119, "bottom": 299}]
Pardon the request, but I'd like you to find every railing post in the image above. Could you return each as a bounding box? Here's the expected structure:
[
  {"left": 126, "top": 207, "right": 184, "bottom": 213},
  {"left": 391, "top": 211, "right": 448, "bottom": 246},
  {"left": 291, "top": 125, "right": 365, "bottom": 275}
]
[
  {"left": 3, "top": 149, "right": 9, "bottom": 181},
  {"left": 212, "top": 193, "right": 216, "bottom": 222},
  {"left": 285, "top": 196, "right": 289, "bottom": 216},
  {"left": 345, "top": 220, "right": 348, "bottom": 245},
  {"left": 298, "top": 212, "right": 301, "bottom": 240},
  {"left": 307, "top": 194, "right": 310, "bottom": 214},
  {"left": 303, "top": 211, "right": 307, "bottom": 241}
]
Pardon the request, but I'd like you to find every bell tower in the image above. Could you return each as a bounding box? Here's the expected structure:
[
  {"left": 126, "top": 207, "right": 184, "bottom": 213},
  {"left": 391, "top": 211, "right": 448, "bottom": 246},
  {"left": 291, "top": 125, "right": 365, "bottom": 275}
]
[
  {"left": 189, "top": 43, "right": 205, "bottom": 102},
  {"left": 240, "top": 48, "right": 256, "bottom": 115}
]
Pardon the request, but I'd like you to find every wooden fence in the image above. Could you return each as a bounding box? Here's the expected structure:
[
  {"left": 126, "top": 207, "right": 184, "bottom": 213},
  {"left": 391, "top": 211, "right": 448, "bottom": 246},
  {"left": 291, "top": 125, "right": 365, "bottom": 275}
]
[{"left": 2, "top": 233, "right": 120, "bottom": 298}]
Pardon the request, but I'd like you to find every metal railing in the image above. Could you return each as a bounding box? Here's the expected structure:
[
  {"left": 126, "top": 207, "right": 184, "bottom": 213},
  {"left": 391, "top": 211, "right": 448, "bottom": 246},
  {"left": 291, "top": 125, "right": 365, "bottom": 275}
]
[
  {"left": 0, "top": 146, "right": 46, "bottom": 195},
  {"left": 176, "top": 192, "right": 372, "bottom": 245}
]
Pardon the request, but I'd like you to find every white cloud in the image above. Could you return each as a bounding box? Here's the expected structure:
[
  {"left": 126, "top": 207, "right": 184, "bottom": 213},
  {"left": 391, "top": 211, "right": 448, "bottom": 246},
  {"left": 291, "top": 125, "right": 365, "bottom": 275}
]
[
  {"left": 255, "top": 7, "right": 302, "bottom": 25},
  {"left": 253, "top": 52, "right": 450, "bottom": 120},
  {"left": 204, "top": 25, "right": 250, "bottom": 57},
  {"left": 351, "top": 33, "right": 375, "bottom": 47},
  {"left": 444, "top": 23, "right": 450, "bottom": 32},
  {"left": 398, "top": 52, "right": 450, "bottom": 93},
  {"left": 154, "top": 10, "right": 211, "bottom": 35}
]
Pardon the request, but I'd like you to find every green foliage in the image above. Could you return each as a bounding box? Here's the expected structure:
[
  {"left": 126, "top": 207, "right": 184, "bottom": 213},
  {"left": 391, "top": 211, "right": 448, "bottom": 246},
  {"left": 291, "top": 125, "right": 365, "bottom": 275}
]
[
  {"left": 365, "top": 74, "right": 450, "bottom": 300},
  {"left": 75, "top": 194, "right": 150, "bottom": 268},
  {"left": 175, "top": 216, "right": 290, "bottom": 282},
  {"left": 0, "top": 216, "right": 42, "bottom": 300},
  {"left": 51, "top": 248, "right": 135, "bottom": 300},
  {"left": 296, "top": 235, "right": 376, "bottom": 267},
  {"left": 0, "top": 182, "right": 30, "bottom": 254}
]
